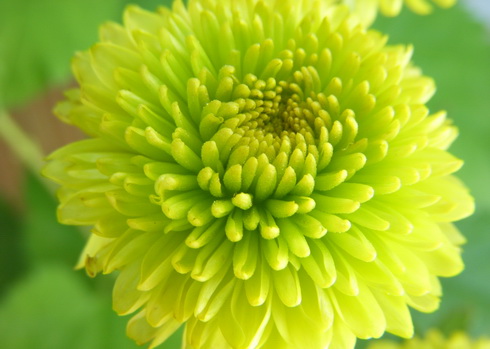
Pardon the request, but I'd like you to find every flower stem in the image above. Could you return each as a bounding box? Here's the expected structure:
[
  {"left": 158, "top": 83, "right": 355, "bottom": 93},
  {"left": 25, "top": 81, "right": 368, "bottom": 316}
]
[{"left": 0, "top": 109, "right": 56, "bottom": 194}]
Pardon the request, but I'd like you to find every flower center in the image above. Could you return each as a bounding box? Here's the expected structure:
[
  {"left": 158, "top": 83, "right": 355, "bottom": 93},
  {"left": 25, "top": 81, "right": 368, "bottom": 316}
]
[
  {"left": 264, "top": 82, "right": 316, "bottom": 139},
  {"left": 233, "top": 73, "right": 331, "bottom": 153}
]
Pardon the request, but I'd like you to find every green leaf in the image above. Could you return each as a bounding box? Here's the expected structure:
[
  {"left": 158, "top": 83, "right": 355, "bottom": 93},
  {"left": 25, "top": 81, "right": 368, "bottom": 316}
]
[
  {"left": 0, "top": 0, "right": 118, "bottom": 107},
  {"left": 0, "top": 195, "right": 27, "bottom": 296},
  {"left": 0, "top": 0, "right": 174, "bottom": 108},
  {"left": 0, "top": 264, "right": 147, "bottom": 349},
  {"left": 0, "top": 264, "right": 117, "bottom": 349},
  {"left": 22, "top": 173, "right": 85, "bottom": 267},
  {"left": 0, "top": 264, "right": 185, "bottom": 349}
]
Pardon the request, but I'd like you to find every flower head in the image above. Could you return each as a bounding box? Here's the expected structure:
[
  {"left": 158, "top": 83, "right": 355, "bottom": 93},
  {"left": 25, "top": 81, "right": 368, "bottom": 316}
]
[
  {"left": 367, "top": 330, "right": 490, "bottom": 349},
  {"left": 44, "top": 0, "right": 473, "bottom": 348}
]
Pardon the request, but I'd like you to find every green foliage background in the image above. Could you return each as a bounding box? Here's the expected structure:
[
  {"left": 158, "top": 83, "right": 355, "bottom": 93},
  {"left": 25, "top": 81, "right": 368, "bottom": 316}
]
[{"left": 0, "top": 0, "right": 489, "bottom": 348}]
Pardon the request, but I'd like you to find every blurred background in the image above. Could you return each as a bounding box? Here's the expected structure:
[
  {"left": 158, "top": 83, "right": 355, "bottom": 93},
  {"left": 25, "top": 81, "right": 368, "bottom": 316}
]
[{"left": 0, "top": 0, "right": 489, "bottom": 348}]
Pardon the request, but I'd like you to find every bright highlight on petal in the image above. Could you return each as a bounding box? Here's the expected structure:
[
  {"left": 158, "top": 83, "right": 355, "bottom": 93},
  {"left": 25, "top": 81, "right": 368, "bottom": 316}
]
[{"left": 43, "top": 0, "right": 473, "bottom": 348}]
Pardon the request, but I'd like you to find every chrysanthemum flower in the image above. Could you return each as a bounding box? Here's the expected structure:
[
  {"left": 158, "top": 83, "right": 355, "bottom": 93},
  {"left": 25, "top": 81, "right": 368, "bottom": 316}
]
[
  {"left": 367, "top": 330, "right": 490, "bottom": 349},
  {"left": 43, "top": 0, "right": 474, "bottom": 348}
]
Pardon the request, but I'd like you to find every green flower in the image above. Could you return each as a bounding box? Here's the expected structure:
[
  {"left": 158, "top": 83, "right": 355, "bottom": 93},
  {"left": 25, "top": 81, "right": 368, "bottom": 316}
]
[
  {"left": 367, "top": 330, "right": 490, "bottom": 349},
  {"left": 43, "top": 0, "right": 474, "bottom": 348}
]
